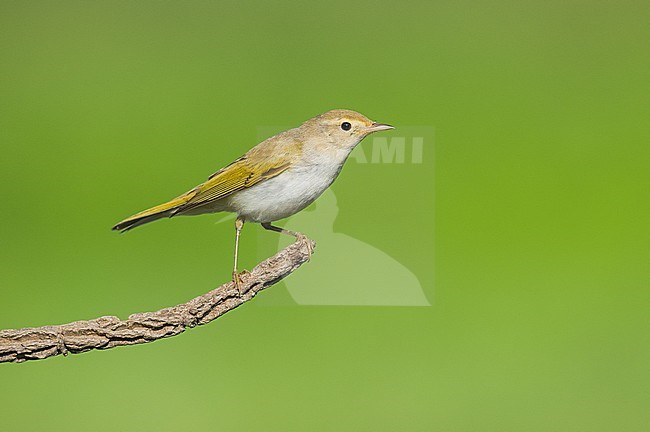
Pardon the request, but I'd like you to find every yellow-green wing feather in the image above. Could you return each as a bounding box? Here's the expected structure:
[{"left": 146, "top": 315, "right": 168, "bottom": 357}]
[
  {"left": 112, "top": 135, "right": 301, "bottom": 232},
  {"left": 179, "top": 157, "right": 290, "bottom": 211}
]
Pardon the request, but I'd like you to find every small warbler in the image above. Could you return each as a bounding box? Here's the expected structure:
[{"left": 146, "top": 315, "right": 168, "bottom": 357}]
[{"left": 113, "top": 109, "right": 393, "bottom": 291}]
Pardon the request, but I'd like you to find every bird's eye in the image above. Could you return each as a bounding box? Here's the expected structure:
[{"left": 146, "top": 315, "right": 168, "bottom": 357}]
[{"left": 341, "top": 122, "right": 352, "bottom": 131}]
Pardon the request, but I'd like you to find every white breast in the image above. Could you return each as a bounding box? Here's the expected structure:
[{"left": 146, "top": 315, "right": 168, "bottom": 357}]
[{"left": 225, "top": 157, "right": 345, "bottom": 223}]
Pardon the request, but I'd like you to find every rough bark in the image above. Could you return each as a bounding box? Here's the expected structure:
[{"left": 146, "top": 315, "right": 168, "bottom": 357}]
[{"left": 0, "top": 237, "right": 315, "bottom": 364}]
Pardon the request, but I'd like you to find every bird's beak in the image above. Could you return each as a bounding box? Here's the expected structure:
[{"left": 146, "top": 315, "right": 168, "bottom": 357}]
[{"left": 368, "top": 122, "right": 394, "bottom": 132}]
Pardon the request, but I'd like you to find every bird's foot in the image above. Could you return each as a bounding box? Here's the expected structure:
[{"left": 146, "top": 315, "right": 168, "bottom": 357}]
[
  {"left": 295, "top": 232, "right": 313, "bottom": 260},
  {"left": 232, "top": 270, "right": 249, "bottom": 296}
]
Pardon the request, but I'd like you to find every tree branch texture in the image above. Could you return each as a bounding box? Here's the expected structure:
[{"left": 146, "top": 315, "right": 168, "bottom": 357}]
[{"left": 0, "top": 237, "right": 315, "bottom": 364}]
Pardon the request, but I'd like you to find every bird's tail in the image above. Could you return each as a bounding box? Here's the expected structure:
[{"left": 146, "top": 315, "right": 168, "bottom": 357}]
[{"left": 112, "top": 191, "right": 195, "bottom": 232}]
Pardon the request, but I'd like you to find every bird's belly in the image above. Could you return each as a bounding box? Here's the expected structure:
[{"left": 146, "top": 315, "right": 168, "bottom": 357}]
[{"left": 225, "top": 166, "right": 338, "bottom": 223}]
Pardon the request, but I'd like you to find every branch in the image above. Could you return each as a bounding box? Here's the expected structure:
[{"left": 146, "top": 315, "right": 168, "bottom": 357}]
[{"left": 0, "top": 237, "right": 315, "bottom": 364}]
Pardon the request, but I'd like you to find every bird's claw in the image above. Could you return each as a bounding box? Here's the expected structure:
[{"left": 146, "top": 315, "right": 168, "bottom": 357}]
[
  {"left": 295, "top": 232, "right": 313, "bottom": 260},
  {"left": 232, "top": 270, "right": 249, "bottom": 296}
]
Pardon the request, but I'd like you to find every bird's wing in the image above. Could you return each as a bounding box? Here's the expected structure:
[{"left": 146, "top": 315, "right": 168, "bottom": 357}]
[
  {"left": 176, "top": 154, "right": 290, "bottom": 213},
  {"left": 111, "top": 156, "right": 290, "bottom": 230},
  {"left": 112, "top": 134, "right": 302, "bottom": 231}
]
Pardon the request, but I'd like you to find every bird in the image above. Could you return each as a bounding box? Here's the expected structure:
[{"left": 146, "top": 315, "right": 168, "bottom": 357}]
[{"left": 112, "top": 109, "right": 394, "bottom": 292}]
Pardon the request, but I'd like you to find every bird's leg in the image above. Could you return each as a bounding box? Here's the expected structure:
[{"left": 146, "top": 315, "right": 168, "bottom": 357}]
[
  {"left": 232, "top": 217, "right": 246, "bottom": 295},
  {"left": 261, "top": 222, "right": 313, "bottom": 259}
]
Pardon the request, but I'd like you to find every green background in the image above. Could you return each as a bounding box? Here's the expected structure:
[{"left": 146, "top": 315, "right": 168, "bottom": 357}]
[{"left": 1, "top": 1, "right": 648, "bottom": 430}]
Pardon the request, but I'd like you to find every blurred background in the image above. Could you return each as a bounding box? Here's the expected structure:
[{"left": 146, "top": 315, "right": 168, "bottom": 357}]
[{"left": 0, "top": 1, "right": 648, "bottom": 430}]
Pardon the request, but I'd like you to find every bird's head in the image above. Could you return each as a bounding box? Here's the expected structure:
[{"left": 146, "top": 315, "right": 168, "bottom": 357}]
[{"left": 302, "top": 109, "right": 394, "bottom": 151}]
